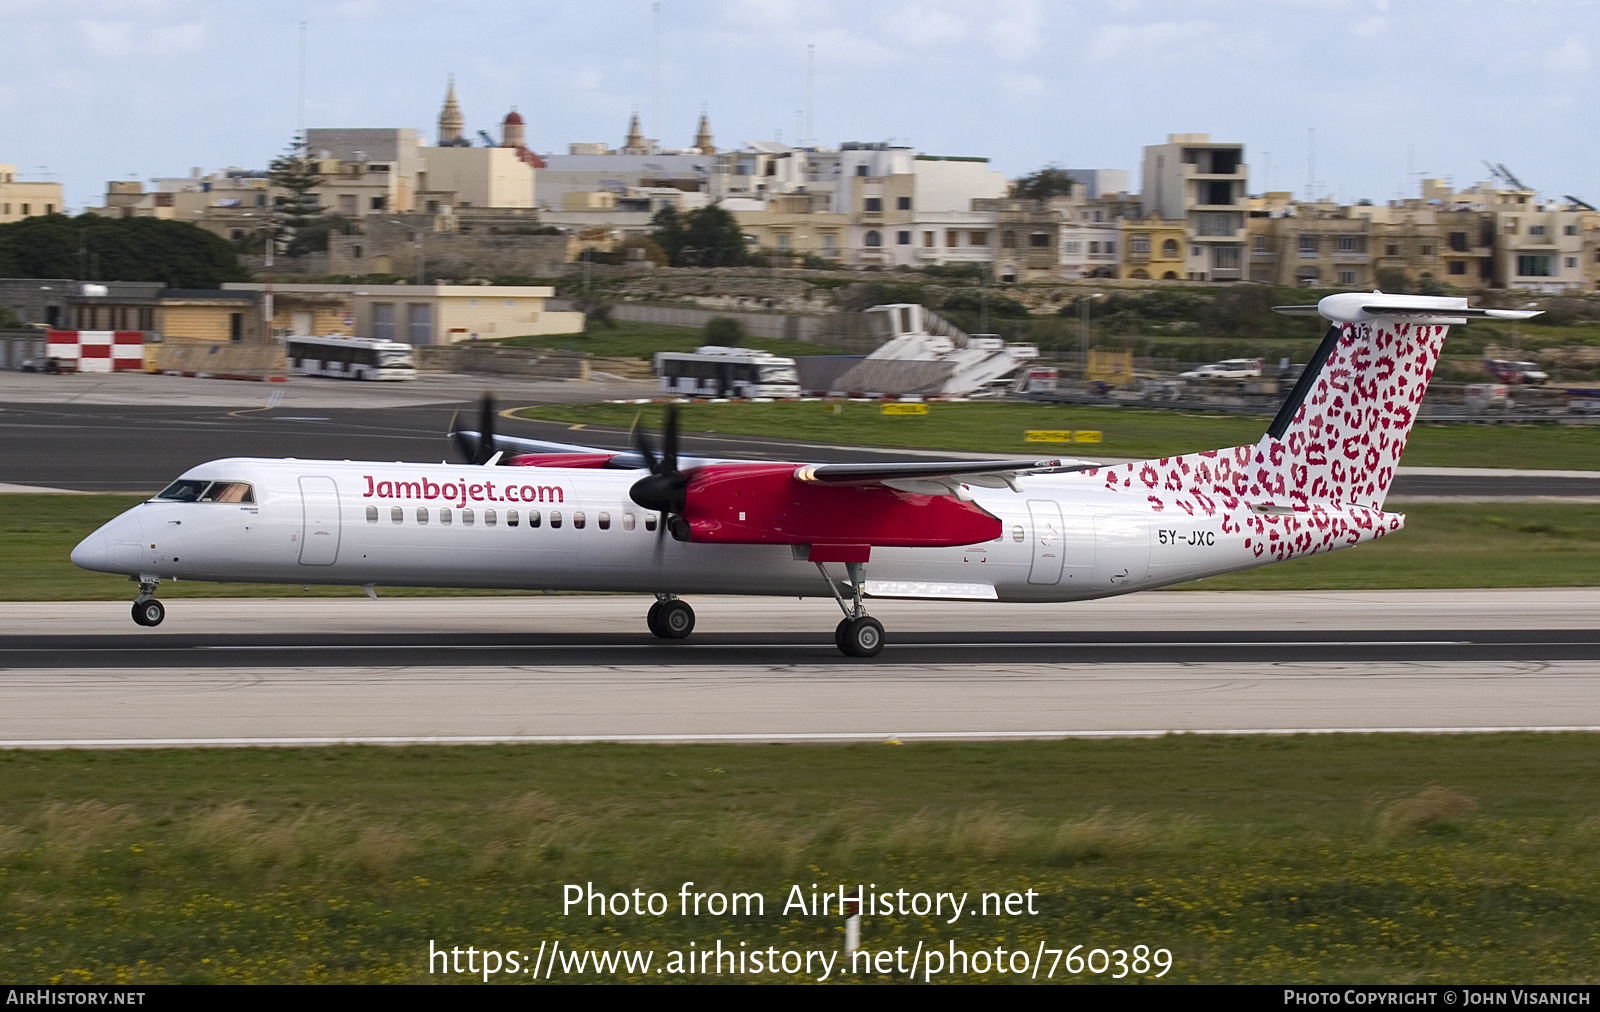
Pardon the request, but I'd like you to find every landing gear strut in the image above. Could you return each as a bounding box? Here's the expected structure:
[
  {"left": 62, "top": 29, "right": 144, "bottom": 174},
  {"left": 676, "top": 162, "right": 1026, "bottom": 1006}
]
[
  {"left": 130, "top": 579, "right": 164, "bottom": 627},
  {"left": 818, "top": 562, "right": 884, "bottom": 658},
  {"left": 646, "top": 594, "right": 695, "bottom": 639}
]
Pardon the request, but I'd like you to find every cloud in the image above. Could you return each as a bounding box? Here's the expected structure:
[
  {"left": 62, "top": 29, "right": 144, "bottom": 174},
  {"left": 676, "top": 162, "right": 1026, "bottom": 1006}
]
[
  {"left": 985, "top": 0, "right": 1043, "bottom": 62},
  {"left": 1351, "top": 15, "right": 1386, "bottom": 37},
  {"left": 76, "top": 15, "right": 202, "bottom": 57},
  {"left": 1088, "top": 19, "right": 1211, "bottom": 64},
  {"left": 77, "top": 19, "right": 135, "bottom": 56}
]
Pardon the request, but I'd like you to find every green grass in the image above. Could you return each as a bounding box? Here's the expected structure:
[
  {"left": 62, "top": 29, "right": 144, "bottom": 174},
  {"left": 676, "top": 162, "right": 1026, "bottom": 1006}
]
[
  {"left": 10, "top": 496, "right": 1600, "bottom": 600},
  {"left": 518, "top": 400, "right": 1600, "bottom": 470},
  {"left": 496, "top": 319, "right": 843, "bottom": 358},
  {"left": 3, "top": 735, "right": 1600, "bottom": 983}
]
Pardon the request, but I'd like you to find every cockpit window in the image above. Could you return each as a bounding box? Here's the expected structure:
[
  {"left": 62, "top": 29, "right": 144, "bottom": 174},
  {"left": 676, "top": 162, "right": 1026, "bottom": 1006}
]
[{"left": 155, "top": 479, "right": 254, "bottom": 504}]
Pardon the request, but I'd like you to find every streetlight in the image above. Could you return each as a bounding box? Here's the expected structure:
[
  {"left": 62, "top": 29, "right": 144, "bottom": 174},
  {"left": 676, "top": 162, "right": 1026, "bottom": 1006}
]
[{"left": 1079, "top": 292, "right": 1105, "bottom": 380}]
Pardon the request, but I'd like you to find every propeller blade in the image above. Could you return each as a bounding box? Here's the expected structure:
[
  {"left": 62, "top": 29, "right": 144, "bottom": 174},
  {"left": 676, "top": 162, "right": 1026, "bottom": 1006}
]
[
  {"left": 475, "top": 391, "right": 498, "bottom": 465},
  {"left": 661, "top": 403, "right": 679, "bottom": 474}
]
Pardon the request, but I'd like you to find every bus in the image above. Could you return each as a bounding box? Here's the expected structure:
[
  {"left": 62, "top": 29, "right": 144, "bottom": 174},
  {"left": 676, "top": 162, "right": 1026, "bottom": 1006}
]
[
  {"left": 654, "top": 345, "right": 801, "bottom": 398},
  {"left": 286, "top": 335, "right": 416, "bottom": 381}
]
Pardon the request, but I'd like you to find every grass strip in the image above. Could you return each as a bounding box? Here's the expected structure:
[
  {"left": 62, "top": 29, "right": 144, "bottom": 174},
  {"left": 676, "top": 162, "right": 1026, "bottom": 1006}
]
[
  {"left": 2, "top": 735, "right": 1598, "bottom": 983},
  {"left": 517, "top": 400, "right": 1600, "bottom": 470},
  {"left": 9, "top": 495, "right": 1598, "bottom": 601}
]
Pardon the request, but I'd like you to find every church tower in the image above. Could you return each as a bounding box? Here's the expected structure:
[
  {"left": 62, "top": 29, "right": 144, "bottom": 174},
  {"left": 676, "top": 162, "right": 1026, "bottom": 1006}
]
[
  {"left": 502, "top": 108, "right": 525, "bottom": 148},
  {"left": 438, "top": 76, "right": 465, "bottom": 146},
  {"left": 622, "top": 111, "right": 647, "bottom": 155},
  {"left": 693, "top": 112, "right": 715, "bottom": 154}
]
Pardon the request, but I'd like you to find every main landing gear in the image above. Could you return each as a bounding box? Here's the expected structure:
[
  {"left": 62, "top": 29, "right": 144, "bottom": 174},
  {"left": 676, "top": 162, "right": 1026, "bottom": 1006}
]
[
  {"left": 646, "top": 594, "right": 695, "bottom": 639},
  {"left": 819, "top": 562, "right": 884, "bottom": 658},
  {"left": 130, "top": 579, "right": 164, "bottom": 627}
]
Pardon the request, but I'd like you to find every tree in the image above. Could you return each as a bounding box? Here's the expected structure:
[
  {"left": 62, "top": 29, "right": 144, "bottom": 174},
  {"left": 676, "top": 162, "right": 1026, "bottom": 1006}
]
[
  {"left": 0, "top": 213, "right": 247, "bottom": 288},
  {"left": 1010, "top": 166, "right": 1079, "bottom": 201},
  {"left": 703, "top": 316, "right": 745, "bottom": 344},
  {"left": 652, "top": 203, "right": 749, "bottom": 265},
  {"left": 268, "top": 133, "right": 324, "bottom": 256}
]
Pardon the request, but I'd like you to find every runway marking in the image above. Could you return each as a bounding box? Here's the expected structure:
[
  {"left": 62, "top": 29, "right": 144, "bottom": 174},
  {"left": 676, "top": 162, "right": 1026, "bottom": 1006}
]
[{"left": 7, "top": 727, "right": 1600, "bottom": 749}]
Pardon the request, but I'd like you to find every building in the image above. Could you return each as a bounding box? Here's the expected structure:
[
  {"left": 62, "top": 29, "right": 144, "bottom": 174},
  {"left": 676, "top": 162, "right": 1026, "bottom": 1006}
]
[
  {"left": 1119, "top": 216, "right": 1187, "bottom": 280},
  {"left": 55, "top": 281, "right": 263, "bottom": 342},
  {"left": 0, "top": 278, "right": 75, "bottom": 328},
  {"left": 0, "top": 165, "right": 64, "bottom": 223},
  {"left": 224, "top": 283, "right": 583, "bottom": 344},
  {"left": 1246, "top": 209, "right": 1373, "bottom": 288},
  {"left": 1141, "top": 133, "right": 1249, "bottom": 281}
]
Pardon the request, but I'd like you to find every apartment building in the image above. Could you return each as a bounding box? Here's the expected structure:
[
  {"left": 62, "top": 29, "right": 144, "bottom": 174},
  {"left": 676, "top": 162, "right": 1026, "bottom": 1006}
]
[
  {"left": 1141, "top": 134, "right": 1249, "bottom": 281},
  {"left": 0, "top": 165, "right": 63, "bottom": 223},
  {"left": 1119, "top": 216, "right": 1187, "bottom": 280}
]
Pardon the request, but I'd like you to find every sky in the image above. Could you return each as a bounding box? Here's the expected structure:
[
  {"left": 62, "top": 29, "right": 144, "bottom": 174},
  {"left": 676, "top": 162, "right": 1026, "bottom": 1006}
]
[{"left": 2, "top": 0, "right": 1595, "bottom": 212}]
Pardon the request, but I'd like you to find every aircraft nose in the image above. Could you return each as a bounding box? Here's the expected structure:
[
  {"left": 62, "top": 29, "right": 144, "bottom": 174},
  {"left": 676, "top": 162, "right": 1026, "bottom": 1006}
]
[{"left": 71, "top": 529, "right": 110, "bottom": 572}]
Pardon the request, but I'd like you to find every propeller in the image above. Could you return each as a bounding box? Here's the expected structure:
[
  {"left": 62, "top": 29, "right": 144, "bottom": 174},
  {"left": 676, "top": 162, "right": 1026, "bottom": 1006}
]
[
  {"left": 628, "top": 404, "right": 691, "bottom": 542},
  {"left": 451, "top": 390, "right": 501, "bottom": 465}
]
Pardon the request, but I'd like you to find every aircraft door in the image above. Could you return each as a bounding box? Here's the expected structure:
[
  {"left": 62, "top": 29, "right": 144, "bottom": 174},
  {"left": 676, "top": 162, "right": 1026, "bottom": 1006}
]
[
  {"left": 297, "top": 475, "right": 342, "bottom": 566},
  {"left": 1026, "top": 499, "right": 1066, "bottom": 585}
]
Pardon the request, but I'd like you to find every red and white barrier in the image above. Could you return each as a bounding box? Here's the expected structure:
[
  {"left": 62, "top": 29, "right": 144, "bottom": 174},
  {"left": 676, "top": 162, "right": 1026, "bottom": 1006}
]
[{"left": 46, "top": 330, "right": 145, "bottom": 373}]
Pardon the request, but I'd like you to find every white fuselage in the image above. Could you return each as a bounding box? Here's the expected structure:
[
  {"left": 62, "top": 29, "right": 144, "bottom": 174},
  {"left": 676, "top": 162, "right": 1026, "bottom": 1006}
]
[{"left": 72, "top": 457, "right": 1396, "bottom": 603}]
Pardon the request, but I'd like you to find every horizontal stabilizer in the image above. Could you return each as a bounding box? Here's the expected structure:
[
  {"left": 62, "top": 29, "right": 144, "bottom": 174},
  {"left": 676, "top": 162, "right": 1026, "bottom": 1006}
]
[{"left": 1275, "top": 291, "right": 1542, "bottom": 325}]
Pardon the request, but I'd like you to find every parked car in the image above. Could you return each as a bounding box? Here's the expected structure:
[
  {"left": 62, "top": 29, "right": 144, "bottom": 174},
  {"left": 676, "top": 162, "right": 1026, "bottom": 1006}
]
[
  {"left": 1484, "top": 359, "right": 1549, "bottom": 385},
  {"left": 1179, "top": 358, "right": 1263, "bottom": 380}
]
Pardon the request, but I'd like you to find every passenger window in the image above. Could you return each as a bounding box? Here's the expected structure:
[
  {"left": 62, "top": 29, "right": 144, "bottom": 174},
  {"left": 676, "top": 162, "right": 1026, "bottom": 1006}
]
[
  {"left": 597, "top": 511, "right": 610, "bottom": 530},
  {"left": 417, "top": 507, "right": 429, "bottom": 525},
  {"left": 622, "top": 513, "right": 636, "bottom": 532},
  {"left": 365, "top": 506, "right": 379, "bottom": 523},
  {"left": 550, "top": 511, "right": 563, "bottom": 528},
  {"left": 441, "top": 508, "right": 453, "bottom": 525},
  {"left": 462, "top": 508, "right": 474, "bottom": 526},
  {"left": 1011, "top": 525, "right": 1025, "bottom": 542},
  {"left": 391, "top": 506, "right": 403, "bottom": 524},
  {"left": 645, "top": 514, "right": 658, "bottom": 532},
  {"left": 485, "top": 509, "right": 496, "bottom": 527},
  {"left": 528, "top": 510, "right": 541, "bottom": 528},
  {"left": 573, "top": 511, "right": 585, "bottom": 530},
  {"left": 506, "top": 509, "right": 519, "bottom": 527}
]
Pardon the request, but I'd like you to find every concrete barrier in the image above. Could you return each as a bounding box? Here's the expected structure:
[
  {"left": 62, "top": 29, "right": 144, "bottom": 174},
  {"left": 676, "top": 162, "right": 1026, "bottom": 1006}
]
[
  {"left": 413, "top": 344, "right": 591, "bottom": 380},
  {"left": 152, "top": 338, "right": 285, "bottom": 381}
]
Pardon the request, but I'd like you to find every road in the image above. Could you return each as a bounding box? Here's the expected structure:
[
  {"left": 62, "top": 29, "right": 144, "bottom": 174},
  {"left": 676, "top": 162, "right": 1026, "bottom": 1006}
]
[{"left": 1, "top": 592, "right": 1596, "bottom": 746}]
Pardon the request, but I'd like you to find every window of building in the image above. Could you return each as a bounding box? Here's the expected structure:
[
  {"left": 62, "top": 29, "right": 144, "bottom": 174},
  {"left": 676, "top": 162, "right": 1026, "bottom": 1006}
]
[
  {"left": 1163, "top": 239, "right": 1179, "bottom": 257},
  {"left": 1191, "top": 246, "right": 1202, "bottom": 257},
  {"left": 1566, "top": 257, "right": 1578, "bottom": 269},
  {"left": 229, "top": 312, "right": 243, "bottom": 342},
  {"left": 922, "top": 232, "right": 935, "bottom": 248},
  {"left": 20, "top": 204, "right": 29, "bottom": 215},
  {"left": 1338, "top": 271, "right": 1355, "bottom": 285},
  {"left": 1001, "top": 231, "right": 1017, "bottom": 249},
  {"left": 1420, "top": 245, "right": 1432, "bottom": 256},
  {"left": 1089, "top": 241, "right": 1100, "bottom": 254},
  {"left": 1564, "top": 225, "right": 1578, "bottom": 236},
  {"left": 1064, "top": 241, "right": 1081, "bottom": 254},
  {"left": 1338, "top": 236, "right": 1357, "bottom": 252},
  {"left": 864, "top": 197, "right": 882, "bottom": 212},
  {"left": 896, "top": 230, "right": 911, "bottom": 245},
  {"left": 1195, "top": 212, "right": 1240, "bottom": 236},
  {"left": 970, "top": 231, "right": 988, "bottom": 246},
  {"left": 370, "top": 196, "right": 386, "bottom": 211},
  {"left": 1449, "top": 232, "right": 1468, "bottom": 252},
  {"left": 1130, "top": 234, "right": 1150, "bottom": 254},
  {"left": 1448, "top": 261, "right": 1467, "bottom": 275},
  {"left": 775, "top": 233, "right": 791, "bottom": 249},
  {"left": 823, "top": 234, "right": 837, "bottom": 252},
  {"left": 1212, "top": 246, "right": 1240, "bottom": 269},
  {"left": 1517, "top": 255, "right": 1553, "bottom": 277},
  {"left": 1252, "top": 235, "right": 1268, "bottom": 252},
  {"left": 1299, "top": 235, "right": 1318, "bottom": 255},
  {"left": 1030, "top": 232, "right": 1051, "bottom": 248},
  {"left": 1386, "top": 244, "right": 1399, "bottom": 256},
  {"left": 1105, "top": 241, "right": 1116, "bottom": 255},
  {"left": 1504, "top": 218, "right": 1519, "bottom": 233},
  {"left": 896, "top": 196, "right": 911, "bottom": 210},
  {"left": 855, "top": 165, "right": 868, "bottom": 176},
  {"left": 1529, "top": 225, "right": 1547, "bottom": 236},
  {"left": 863, "top": 230, "right": 882, "bottom": 247}
]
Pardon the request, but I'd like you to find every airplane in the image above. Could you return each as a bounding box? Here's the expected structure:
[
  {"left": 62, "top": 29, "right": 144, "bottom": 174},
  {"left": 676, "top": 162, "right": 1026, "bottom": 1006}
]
[{"left": 70, "top": 292, "right": 1539, "bottom": 657}]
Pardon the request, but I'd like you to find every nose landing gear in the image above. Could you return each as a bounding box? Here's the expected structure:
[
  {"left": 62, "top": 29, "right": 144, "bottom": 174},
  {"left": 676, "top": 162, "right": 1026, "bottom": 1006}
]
[
  {"left": 130, "top": 579, "right": 164, "bottom": 627},
  {"left": 818, "top": 562, "right": 884, "bottom": 658}
]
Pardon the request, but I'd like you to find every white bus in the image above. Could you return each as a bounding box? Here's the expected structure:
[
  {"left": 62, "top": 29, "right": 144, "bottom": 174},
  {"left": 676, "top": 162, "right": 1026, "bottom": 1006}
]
[
  {"left": 654, "top": 345, "right": 801, "bottom": 398},
  {"left": 286, "top": 335, "right": 416, "bottom": 381}
]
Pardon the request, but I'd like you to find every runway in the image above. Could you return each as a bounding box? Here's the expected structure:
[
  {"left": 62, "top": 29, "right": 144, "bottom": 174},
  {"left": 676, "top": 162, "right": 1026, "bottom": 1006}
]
[{"left": 2, "top": 591, "right": 1597, "bottom": 746}]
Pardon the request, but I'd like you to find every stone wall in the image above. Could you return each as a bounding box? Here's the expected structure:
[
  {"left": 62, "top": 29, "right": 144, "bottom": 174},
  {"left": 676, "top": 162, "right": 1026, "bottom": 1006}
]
[{"left": 413, "top": 343, "right": 590, "bottom": 380}]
